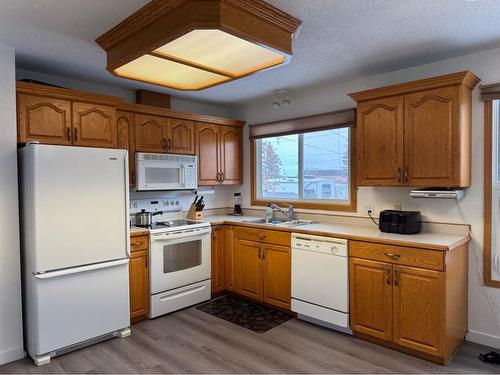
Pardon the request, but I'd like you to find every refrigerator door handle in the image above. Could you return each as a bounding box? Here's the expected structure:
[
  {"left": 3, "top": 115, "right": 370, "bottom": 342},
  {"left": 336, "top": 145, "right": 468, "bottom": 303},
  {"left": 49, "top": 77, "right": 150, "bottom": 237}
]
[
  {"left": 34, "top": 259, "right": 129, "bottom": 279},
  {"left": 125, "top": 152, "right": 130, "bottom": 258}
]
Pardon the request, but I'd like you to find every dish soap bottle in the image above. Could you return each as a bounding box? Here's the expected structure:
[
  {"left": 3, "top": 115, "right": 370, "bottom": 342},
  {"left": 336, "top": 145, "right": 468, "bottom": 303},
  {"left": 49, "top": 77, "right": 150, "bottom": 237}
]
[{"left": 265, "top": 203, "right": 273, "bottom": 224}]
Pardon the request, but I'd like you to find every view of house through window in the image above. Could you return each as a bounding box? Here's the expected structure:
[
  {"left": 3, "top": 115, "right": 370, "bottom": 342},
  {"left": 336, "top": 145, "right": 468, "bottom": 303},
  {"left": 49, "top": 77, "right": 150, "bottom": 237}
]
[{"left": 255, "top": 127, "right": 350, "bottom": 204}]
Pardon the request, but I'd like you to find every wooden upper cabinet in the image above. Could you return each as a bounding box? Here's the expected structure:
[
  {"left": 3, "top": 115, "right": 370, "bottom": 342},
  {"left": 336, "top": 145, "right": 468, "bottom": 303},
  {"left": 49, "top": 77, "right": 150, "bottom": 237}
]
[
  {"left": 167, "top": 118, "right": 195, "bottom": 154},
  {"left": 135, "top": 113, "right": 167, "bottom": 153},
  {"left": 349, "top": 71, "right": 479, "bottom": 187},
  {"left": 349, "top": 258, "right": 393, "bottom": 342},
  {"left": 117, "top": 111, "right": 135, "bottom": 186},
  {"left": 262, "top": 244, "right": 291, "bottom": 310},
  {"left": 238, "top": 239, "right": 264, "bottom": 301},
  {"left": 196, "top": 122, "right": 221, "bottom": 185},
  {"left": 392, "top": 265, "right": 444, "bottom": 357},
  {"left": 404, "top": 87, "right": 460, "bottom": 187},
  {"left": 220, "top": 126, "right": 243, "bottom": 184},
  {"left": 17, "top": 94, "right": 72, "bottom": 145},
  {"left": 116, "top": 111, "right": 132, "bottom": 150},
  {"left": 72, "top": 102, "right": 117, "bottom": 148},
  {"left": 357, "top": 96, "right": 404, "bottom": 186}
]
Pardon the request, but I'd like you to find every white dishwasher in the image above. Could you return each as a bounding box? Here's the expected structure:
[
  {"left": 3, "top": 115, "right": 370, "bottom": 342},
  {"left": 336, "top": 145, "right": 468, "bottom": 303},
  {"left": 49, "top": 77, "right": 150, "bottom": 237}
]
[{"left": 291, "top": 233, "right": 350, "bottom": 333}]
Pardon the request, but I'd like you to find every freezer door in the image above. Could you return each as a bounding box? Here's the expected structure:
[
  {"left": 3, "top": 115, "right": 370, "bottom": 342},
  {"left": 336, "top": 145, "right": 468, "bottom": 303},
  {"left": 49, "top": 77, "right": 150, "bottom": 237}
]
[
  {"left": 27, "top": 145, "right": 129, "bottom": 272},
  {"left": 29, "top": 259, "right": 130, "bottom": 356}
]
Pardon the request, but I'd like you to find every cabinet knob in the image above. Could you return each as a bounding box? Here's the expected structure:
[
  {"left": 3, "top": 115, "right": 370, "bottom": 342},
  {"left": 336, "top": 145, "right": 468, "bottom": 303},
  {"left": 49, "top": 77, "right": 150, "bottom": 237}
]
[
  {"left": 66, "top": 127, "right": 71, "bottom": 141},
  {"left": 397, "top": 168, "right": 402, "bottom": 183},
  {"left": 73, "top": 128, "right": 78, "bottom": 142},
  {"left": 404, "top": 167, "right": 409, "bottom": 183}
]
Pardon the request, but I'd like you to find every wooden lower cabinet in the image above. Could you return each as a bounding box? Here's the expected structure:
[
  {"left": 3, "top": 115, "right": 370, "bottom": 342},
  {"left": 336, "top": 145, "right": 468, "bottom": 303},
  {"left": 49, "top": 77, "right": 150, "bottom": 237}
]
[
  {"left": 349, "top": 241, "right": 468, "bottom": 364},
  {"left": 129, "top": 234, "right": 149, "bottom": 321},
  {"left": 238, "top": 239, "right": 264, "bottom": 300},
  {"left": 210, "top": 225, "right": 291, "bottom": 310},
  {"left": 393, "top": 265, "right": 444, "bottom": 357},
  {"left": 349, "top": 258, "right": 393, "bottom": 342},
  {"left": 262, "top": 243, "right": 291, "bottom": 310},
  {"left": 234, "top": 228, "right": 291, "bottom": 309},
  {"left": 211, "top": 226, "right": 226, "bottom": 294},
  {"left": 224, "top": 226, "right": 236, "bottom": 291}
]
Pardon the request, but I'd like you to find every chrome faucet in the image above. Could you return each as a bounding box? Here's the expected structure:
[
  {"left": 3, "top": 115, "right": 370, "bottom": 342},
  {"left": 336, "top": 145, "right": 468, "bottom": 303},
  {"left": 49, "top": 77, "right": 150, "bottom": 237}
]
[{"left": 270, "top": 203, "right": 294, "bottom": 221}]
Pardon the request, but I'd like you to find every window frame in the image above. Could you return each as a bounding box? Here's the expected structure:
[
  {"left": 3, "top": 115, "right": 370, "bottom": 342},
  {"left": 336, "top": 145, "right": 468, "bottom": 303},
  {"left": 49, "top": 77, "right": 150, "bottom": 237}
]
[
  {"left": 250, "top": 127, "right": 357, "bottom": 212},
  {"left": 484, "top": 100, "right": 500, "bottom": 288}
]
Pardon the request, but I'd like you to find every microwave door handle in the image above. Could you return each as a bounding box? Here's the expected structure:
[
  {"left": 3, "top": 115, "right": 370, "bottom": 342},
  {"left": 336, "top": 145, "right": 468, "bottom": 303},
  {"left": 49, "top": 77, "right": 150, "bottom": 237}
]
[{"left": 180, "top": 165, "right": 185, "bottom": 186}]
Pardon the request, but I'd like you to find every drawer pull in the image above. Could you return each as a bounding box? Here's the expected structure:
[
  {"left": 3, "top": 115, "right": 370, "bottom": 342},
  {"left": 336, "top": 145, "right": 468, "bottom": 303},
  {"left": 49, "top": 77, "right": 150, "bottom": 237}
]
[
  {"left": 134, "top": 241, "right": 143, "bottom": 246},
  {"left": 384, "top": 252, "right": 401, "bottom": 259},
  {"left": 259, "top": 234, "right": 267, "bottom": 239}
]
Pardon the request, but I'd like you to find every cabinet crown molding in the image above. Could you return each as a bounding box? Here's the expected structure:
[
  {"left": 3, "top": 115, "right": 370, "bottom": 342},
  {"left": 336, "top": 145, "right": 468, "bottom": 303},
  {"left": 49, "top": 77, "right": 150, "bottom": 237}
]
[
  {"left": 16, "top": 81, "right": 122, "bottom": 106},
  {"left": 349, "top": 70, "right": 480, "bottom": 103}
]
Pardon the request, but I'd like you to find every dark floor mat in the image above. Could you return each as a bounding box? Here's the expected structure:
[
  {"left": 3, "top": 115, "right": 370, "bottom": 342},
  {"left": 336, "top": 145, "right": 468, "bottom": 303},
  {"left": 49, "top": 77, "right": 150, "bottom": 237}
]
[{"left": 196, "top": 295, "right": 294, "bottom": 333}]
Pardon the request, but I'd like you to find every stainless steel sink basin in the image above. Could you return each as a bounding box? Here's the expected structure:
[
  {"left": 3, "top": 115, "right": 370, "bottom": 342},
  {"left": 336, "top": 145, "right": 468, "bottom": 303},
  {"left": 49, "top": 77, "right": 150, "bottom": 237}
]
[
  {"left": 275, "top": 219, "right": 313, "bottom": 227},
  {"left": 243, "top": 218, "right": 312, "bottom": 227},
  {"left": 243, "top": 218, "right": 288, "bottom": 224}
]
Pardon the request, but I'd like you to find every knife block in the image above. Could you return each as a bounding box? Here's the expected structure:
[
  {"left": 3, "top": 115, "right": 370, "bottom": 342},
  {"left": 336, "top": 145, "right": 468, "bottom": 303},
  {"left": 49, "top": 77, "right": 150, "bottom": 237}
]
[{"left": 186, "top": 203, "right": 203, "bottom": 220}]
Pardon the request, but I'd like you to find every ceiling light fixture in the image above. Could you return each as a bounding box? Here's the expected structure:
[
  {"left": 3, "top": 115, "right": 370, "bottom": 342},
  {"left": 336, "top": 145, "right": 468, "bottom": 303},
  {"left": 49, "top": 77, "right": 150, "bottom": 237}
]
[{"left": 96, "top": 0, "right": 302, "bottom": 91}]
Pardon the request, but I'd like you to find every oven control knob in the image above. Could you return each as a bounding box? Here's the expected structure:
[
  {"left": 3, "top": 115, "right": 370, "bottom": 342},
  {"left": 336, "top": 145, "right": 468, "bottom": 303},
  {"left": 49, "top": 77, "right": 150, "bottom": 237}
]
[
  {"left": 331, "top": 246, "right": 338, "bottom": 254},
  {"left": 165, "top": 201, "right": 169, "bottom": 206},
  {"left": 175, "top": 200, "right": 179, "bottom": 205}
]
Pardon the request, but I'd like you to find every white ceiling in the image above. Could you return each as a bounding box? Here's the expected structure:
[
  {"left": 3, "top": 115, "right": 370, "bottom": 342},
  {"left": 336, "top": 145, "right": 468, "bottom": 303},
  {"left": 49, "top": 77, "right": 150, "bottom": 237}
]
[{"left": 1, "top": 0, "right": 500, "bottom": 105}]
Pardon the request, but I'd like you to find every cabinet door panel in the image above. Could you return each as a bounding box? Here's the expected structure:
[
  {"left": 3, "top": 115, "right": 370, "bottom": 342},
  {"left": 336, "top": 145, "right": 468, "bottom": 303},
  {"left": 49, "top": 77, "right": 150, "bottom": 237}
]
[
  {"left": 263, "top": 244, "right": 290, "bottom": 309},
  {"left": 350, "top": 258, "right": 393, "bottom": 341},
  {"left": 167, "top": 118, "right": 195, "bottom": 154},
  {"left": 17, "top": 94, "right": 71, "bottom": 145},
  {"left": 117, "top": 111, "right": 135, "bottom": 186},
  {"left": 393, "top": 265, "right": 444, "bottom": 356},
  {"left": 196, "top": 122, "right": 220, "bottom": 185},
  {"left": 72, "top": 102, "right": 117, "bottom": 148},
  {"left": 404, "top": 87, "right": 459, "bottom": 186},
  {"left": 211, "top": 226, "right": 226, "bottom": 294},
  {"left": 129, "top": 249, "right": 149, "bottom": 319},
  {"left": 357, "top": 96, "right": 404, "bottom": 186},
  {"left": 135, "top": 114, "right": 167, "bottom": 153},
  {"left": 225, "top": 227, "right": 237, "bottom": 291},
  {"left": 238, "top": 239, "right": 263, "bottom": 300},
  {"left": 220, "top": 126, "right": 243, "bottom": 185}
]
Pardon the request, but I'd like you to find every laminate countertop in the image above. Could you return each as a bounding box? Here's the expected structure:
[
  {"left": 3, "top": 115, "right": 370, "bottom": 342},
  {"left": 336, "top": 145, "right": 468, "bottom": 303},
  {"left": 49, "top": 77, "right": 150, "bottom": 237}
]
[{"left": 203, "top": 214, "right": 470, "bottom": 251}]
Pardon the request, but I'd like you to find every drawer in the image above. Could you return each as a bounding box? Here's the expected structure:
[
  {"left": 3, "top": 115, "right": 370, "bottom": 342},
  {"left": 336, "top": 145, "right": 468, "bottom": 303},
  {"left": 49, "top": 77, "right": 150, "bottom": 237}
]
[
  {"left": 349, "top": 241, "right": 444, "bottom": 271},
  {"left": 237, "top": 227, "right": 291, "bottom": 246},
  {"left": 130, "top": 234, "right": 148, "bottom": 252}
]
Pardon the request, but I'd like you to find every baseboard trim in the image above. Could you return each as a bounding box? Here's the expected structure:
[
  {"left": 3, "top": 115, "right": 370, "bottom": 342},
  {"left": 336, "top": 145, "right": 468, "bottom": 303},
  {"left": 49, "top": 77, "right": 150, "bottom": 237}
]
[
  {"left": 466, "top": 330, "right": 500, "bottom": 349},
  {"left": 0, "top": 346, "right": 25, "bottom": 365}
]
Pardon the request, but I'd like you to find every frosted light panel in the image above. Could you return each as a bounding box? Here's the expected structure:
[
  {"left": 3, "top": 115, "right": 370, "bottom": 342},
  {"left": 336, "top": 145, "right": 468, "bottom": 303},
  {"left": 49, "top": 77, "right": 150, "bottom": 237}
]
[
  {"left": 154, "top": 29, "right": 285, "bottom": 76},
  {"left": 114, "top": 54, "right": 229, "bottom": 90}
]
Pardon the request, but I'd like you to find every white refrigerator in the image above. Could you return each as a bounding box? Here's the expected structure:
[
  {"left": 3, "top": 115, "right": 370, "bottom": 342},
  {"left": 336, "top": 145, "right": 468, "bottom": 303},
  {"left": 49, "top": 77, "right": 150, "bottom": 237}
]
[{"left": 18, "top": 144, "right": 131, "bottom": 366}]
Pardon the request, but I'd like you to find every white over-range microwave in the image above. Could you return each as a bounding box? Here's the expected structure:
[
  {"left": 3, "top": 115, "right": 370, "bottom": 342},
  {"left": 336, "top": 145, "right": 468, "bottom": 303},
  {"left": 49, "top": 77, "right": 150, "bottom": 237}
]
[{"left": 136, "top": 152, "right": 198, "bottom": 191}]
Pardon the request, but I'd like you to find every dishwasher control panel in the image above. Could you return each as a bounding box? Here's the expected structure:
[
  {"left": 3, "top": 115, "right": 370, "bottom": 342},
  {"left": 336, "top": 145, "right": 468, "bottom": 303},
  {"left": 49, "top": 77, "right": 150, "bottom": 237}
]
[{"left": 291, "top": 233, "right": 348, "bottom": 257}]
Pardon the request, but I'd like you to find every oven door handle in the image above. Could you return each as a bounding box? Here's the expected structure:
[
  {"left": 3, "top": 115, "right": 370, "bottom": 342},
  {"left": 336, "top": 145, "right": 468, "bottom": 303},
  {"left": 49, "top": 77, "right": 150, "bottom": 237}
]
[{"left": 152, "top": 228, "right": 210, "bottom": 241}]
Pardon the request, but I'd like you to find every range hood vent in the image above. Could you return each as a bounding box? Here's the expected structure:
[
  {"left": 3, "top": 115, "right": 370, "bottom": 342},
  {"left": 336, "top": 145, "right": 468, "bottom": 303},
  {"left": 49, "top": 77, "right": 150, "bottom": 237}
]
[{"left": 409, "top": 188, "right": 466, "bottom": 200}]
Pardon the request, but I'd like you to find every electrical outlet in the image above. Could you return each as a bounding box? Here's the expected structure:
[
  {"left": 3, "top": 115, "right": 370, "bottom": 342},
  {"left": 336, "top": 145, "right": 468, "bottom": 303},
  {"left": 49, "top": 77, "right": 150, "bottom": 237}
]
[{"left": 359, "top": 202, "right": 374, "bottom": 215}]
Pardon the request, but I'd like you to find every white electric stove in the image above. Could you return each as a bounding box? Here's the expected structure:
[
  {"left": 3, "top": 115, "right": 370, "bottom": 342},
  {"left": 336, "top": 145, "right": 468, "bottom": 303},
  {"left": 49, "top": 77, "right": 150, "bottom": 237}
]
[{"left": 131, "top": 200, "right": 211, "bottom": 318}]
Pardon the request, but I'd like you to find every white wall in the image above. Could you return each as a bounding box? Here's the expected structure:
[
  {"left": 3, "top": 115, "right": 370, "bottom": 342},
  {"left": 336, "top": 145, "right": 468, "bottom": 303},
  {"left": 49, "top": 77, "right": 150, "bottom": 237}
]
[
  {"left": 0, "top": 44, "right": 24, "bottom": 364},
  {"left": 234, "top": 46, "right": 500, "bottom": 349},
  {"left": 16, "top": 69, "right": 231, "bottom": 118}
]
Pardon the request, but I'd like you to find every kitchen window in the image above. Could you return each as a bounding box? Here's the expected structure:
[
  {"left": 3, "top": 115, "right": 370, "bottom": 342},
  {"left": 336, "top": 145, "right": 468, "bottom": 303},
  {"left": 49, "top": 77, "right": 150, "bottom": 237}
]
[{"left": 250, "top": 109, "right": 356, "bottom": 211}]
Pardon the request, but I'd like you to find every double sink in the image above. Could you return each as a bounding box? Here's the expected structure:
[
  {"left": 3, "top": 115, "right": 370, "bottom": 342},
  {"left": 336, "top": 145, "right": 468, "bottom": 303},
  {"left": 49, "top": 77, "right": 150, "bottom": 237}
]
[{"left": 243, "top": 218, "right": 313, "bottom": 228}]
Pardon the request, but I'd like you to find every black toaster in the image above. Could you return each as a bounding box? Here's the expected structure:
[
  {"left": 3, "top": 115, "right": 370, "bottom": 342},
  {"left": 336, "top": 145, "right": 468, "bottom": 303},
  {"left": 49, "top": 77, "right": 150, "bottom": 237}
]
[{"left": 378, "top": 210, "right": 422, "bottom": 235}]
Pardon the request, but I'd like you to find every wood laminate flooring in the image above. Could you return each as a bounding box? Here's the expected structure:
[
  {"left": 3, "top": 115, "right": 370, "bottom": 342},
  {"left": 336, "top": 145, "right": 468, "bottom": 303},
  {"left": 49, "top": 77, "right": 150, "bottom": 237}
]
[{"left": 1, "top": 306, "right": 498, "bottom": 374}]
